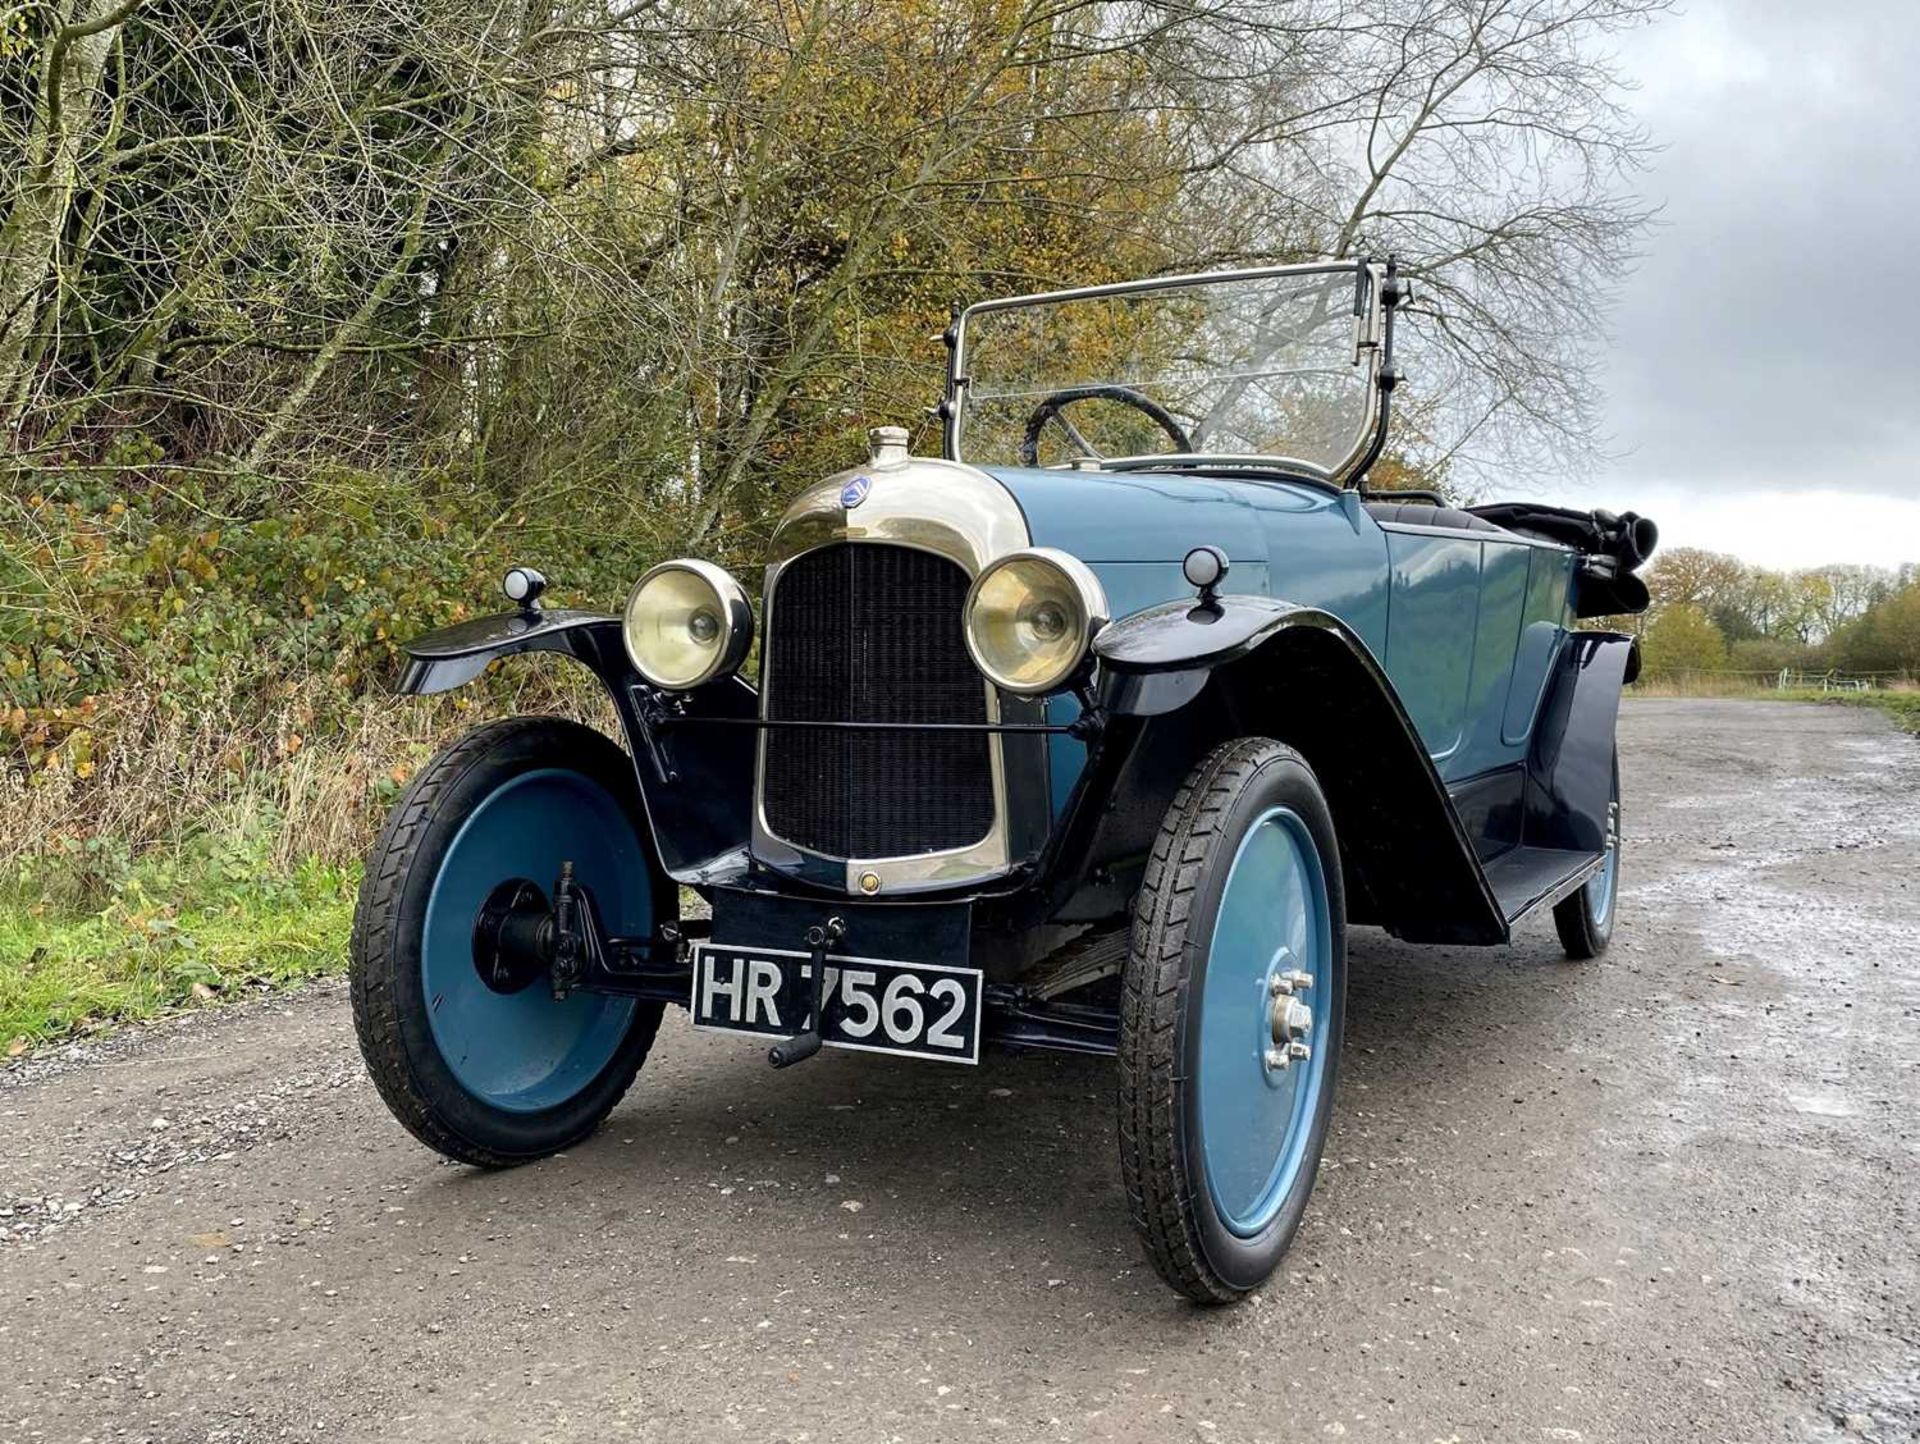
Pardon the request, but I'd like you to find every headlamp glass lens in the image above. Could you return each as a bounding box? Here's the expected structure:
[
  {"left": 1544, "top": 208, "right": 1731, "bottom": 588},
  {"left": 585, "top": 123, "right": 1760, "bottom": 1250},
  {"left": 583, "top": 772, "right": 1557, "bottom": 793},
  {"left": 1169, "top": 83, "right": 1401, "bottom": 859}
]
[
  {"left": 967, "top": 555, "right": 1092, "bottom": 693},
  {"left": 624, "top": 567, "right": 732, "bottom": 689}
]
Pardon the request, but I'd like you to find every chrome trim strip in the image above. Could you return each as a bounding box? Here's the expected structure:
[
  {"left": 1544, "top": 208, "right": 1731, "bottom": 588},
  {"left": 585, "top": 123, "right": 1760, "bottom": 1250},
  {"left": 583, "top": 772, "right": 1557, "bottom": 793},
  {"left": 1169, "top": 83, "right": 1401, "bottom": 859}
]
[
  {"left": 752, "top": 455, "right": 1032, "bottom": 895},
  {"left": 1103, "top": 452, "right": 1333, "bottom": 480},
  {"left": 1374, "top": 520, "right": 1575, "bottom": 552},
  {"left": 956, "top": 260, "right": 1367, "bottom": 317}
]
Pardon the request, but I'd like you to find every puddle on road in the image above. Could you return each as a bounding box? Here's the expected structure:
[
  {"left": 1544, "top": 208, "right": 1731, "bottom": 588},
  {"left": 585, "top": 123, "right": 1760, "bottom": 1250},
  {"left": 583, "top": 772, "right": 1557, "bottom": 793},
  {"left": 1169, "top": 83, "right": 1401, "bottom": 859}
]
[
  {"left": 1802, "top": 1366, "right": 1920, "bottom": 1443},
  {"left": 1785, "top": 1092, "right": 1861, "bottom": 1119}
]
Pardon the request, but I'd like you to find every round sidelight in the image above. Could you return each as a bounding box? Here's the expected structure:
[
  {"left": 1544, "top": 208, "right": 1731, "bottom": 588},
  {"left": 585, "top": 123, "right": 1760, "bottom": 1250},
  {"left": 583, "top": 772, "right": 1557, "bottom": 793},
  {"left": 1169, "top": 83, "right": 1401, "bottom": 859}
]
[
  {"left": 1182, "top": 545, "right": 1229, "bottom": 591},
  {"left": 502, "top": 566, "right": 547, "bottom": 608},
  {"left": 622, "top": 560, "right": 753, "bottom": 691},
  {"left": 963, "top": 548, "right": 1108, "bottom": 696}
]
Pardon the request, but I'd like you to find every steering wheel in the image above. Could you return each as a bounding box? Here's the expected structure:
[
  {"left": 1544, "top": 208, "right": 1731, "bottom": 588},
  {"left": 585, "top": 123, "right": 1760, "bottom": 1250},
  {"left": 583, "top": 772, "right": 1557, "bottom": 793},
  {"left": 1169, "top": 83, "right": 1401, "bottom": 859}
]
[{"left": 1019, "top": 384, "right": 1195, "bottom": 467}]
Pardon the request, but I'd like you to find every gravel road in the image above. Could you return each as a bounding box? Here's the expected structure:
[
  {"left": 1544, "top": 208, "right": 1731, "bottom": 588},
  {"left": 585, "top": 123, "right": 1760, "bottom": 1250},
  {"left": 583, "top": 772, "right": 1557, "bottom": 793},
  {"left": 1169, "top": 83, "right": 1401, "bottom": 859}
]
[{"left": 3, "top": 699, "right": 1916, "bottom": 1444}]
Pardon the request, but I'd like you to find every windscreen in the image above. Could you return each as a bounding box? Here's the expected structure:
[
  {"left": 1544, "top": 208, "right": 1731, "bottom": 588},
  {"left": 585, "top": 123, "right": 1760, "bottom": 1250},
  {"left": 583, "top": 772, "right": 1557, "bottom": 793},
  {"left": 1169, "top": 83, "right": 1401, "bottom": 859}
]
[{"left": 956, "top": 266, "right": 1374, "bottom": 476}]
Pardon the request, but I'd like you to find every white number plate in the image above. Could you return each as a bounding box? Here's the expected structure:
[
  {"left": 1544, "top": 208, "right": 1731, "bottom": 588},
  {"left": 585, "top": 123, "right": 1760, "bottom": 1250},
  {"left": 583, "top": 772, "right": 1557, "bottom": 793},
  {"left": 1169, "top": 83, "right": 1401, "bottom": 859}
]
[{"left": 689, "top": 943, "right": 983, "bottom": 1065}]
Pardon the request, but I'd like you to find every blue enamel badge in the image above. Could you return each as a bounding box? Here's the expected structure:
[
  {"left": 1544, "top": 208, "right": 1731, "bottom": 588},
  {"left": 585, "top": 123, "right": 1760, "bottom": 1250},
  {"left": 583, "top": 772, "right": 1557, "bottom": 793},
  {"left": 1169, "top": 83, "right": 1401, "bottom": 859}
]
[{"left": 841, "top": 475, "right": 872, "bottom": 509}]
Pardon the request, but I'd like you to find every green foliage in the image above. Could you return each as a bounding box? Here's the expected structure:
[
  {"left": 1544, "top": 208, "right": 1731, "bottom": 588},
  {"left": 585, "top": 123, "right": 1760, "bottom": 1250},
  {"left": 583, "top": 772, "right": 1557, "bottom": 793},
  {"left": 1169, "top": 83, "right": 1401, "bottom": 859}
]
[
  {"left": 1632, "top": 548, "right": 1917, "bottom": 694},
  {"left": 1640, "top": 603, "right": 1728, "bottom": 676},
  {"left": 1830, "top": 581, "right": 1920, "bottom": 674},
  {"left": 1725, "top": 636, "right": 1812, "bottom": 674},
  {"left": 1, "top": 462, "right": 669, "bottom": 773},
  {"left": 1644, "top": 548, "right": 1914, "bottom": 651}
]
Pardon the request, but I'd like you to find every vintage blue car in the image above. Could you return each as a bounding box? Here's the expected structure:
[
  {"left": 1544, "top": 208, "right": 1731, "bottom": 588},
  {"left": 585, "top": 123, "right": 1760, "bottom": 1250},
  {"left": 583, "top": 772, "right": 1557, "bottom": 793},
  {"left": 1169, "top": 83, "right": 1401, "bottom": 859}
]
[{"left": 349, "top": 260, "right": 1655, "bottom": 1302}]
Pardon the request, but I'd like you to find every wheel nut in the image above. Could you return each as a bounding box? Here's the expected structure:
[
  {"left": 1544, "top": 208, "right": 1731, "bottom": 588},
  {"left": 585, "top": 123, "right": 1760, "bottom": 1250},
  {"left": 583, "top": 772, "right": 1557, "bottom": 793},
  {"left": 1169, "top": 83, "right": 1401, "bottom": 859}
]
[
  {"left": 1264, "top": 1047, "right": 1290, "bottom": 1071},
  {"left": 1285, "top": 997, "right": 1313, "bottom": 1037},
  {"left": 1269, "top": 974, "right": 1292, "bottom": 996},
  {"left": 1288, "top": 1040, "right": 1311, "bottom": 1061},
  {"left": 1284, "top": 969, "right": 1313, "bottom": 992}
]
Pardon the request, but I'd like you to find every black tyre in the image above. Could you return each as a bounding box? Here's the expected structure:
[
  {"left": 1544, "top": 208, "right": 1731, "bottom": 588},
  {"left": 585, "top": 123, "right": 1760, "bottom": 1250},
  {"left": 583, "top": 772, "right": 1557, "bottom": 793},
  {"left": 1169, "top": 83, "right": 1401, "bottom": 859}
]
[
  {"left": 350, "top": 717, "right": 674, "bottom": 1166},
  {"left": 1553, "top": 750, "right": 1620, "bottom": 961},
  {"left": 1119, "top": 738, "right": 1347, "bottom": 1303}
]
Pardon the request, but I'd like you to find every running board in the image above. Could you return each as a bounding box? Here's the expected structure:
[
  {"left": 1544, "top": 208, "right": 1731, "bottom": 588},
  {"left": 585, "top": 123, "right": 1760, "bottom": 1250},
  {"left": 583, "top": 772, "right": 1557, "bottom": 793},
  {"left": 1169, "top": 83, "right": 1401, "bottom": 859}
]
[{"left": 1484, "top": 846, "right": 1605, "bottom": 926}]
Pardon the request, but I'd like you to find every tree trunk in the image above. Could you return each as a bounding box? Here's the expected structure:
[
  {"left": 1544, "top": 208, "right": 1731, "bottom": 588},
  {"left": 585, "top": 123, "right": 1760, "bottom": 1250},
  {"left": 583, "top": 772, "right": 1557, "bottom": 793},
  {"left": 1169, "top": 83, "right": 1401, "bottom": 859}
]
[{"left": 0, "top": 0, "right": 142, "bottom": 433}]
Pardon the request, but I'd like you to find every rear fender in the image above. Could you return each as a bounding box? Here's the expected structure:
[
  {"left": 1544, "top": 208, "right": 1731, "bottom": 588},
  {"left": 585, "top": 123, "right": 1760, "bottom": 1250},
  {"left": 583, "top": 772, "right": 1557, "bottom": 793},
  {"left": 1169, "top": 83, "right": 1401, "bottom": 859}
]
[
  {"left": 1524, "top": 631, "right": 1632, "bottom": 854},
  {"left": 397, "top": 611, "right": 756, "bottom": 881},
  {"left": 1091, "top": 598, "right": 1509, "bottom": 945}
]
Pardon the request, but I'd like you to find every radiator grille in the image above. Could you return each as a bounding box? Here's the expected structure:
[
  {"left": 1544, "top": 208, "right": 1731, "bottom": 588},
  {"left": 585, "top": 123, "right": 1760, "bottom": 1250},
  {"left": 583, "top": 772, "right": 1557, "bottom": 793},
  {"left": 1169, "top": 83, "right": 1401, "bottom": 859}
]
[{"left": 761, "top": 544, "right": 994, "bottom": 859}]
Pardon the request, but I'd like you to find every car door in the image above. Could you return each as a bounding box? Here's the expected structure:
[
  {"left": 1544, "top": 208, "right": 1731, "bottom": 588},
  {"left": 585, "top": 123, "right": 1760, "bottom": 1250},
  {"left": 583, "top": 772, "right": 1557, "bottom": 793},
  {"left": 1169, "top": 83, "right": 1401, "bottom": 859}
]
[
  {"left": 1380, "top": 527, "right": 1483, "bottom": 772},
  {"left": 1377, "top": 520, "right": 1574, "bottom": 783}
]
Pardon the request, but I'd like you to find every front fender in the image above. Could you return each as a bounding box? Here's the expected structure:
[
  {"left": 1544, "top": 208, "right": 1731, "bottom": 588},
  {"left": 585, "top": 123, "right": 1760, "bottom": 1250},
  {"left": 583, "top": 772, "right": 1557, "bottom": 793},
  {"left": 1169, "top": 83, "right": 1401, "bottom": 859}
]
[
  {"left": 395, "top": 609, "right": 757, "bottom": 883},
  {"left": 397, "top": 608, "right": 626, "bottom": 695},
  {"left": 1088, "top": 597, "right": 1508, "bottom": 945},
  {"left": 1094, "top": 594, "right": 1315, "bottom": 676}
]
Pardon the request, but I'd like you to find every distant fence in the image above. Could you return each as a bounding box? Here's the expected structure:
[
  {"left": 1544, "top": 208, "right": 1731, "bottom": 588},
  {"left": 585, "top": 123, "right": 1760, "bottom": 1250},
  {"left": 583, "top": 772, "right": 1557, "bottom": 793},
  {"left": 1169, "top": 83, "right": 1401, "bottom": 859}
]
[
  {"left": 1632, "top": 668, "right": 1915, "bottom": 696},
  {"left": 1777, "top": 669, "right": 1877, "bottom": 693}
]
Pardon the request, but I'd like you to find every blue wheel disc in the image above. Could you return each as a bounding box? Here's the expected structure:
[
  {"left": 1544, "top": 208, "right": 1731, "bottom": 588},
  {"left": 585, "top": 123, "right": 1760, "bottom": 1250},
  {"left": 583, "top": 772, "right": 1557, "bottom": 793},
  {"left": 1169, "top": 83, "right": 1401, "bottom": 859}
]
[
  {"left": 1196, "top": 806, "right": 1334, "bottom": 1238},
  {"left": 1589, "top": 832, "right": 1618, "bottom": 926},
  {"left": 1590, "top": 764, "right": 1620, "bottom": 926},
  {"left": 419, "top": 769, "right": 647, "bottom": 1112}
]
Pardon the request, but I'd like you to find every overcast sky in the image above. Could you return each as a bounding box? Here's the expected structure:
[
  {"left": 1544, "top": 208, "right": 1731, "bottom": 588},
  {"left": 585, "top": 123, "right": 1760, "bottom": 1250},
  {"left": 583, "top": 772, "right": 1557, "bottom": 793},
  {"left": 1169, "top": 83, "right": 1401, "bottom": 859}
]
[{"left": 1520, "top": 0, "right": 1920, "bottom": 570}]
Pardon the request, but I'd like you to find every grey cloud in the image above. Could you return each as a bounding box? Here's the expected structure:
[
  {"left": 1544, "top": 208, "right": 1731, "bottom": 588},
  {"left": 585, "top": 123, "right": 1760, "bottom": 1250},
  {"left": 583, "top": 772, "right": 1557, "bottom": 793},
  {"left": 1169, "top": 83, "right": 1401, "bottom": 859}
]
[{"left": 1590, "top": 0, "right": 1920, "bottom": 499}]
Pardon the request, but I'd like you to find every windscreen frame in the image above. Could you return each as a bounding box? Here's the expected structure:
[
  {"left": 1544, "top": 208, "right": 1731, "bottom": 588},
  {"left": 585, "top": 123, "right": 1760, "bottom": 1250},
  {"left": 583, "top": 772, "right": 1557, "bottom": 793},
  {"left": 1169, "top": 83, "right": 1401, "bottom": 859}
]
[{"left": 943, "top": 260, "right": 1389, "bottom": 487}]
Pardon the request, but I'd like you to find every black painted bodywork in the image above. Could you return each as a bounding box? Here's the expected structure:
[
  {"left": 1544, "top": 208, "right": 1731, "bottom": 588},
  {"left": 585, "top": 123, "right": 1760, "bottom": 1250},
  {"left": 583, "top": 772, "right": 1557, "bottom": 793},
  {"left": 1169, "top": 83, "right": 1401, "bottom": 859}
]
[
  {"left": 398, "top": 610, "right": 757, "bottom": 880},
  {"left": 1091, "top": 602, "right": 1508, "bottom": 944}
]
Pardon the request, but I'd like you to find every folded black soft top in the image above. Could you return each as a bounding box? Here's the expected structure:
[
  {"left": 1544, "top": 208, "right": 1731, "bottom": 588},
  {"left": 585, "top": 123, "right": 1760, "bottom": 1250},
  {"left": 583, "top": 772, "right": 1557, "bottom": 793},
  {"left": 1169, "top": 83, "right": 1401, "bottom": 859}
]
[{"left": 1464, "top": 502, "right": 1659, "bottom": 618}]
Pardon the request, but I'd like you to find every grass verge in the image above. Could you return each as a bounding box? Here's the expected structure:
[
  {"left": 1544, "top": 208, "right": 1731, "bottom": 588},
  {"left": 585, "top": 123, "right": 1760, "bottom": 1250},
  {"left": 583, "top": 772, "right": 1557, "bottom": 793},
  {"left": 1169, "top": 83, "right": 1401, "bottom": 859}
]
[
  {"left": 1630, "top": 681, "right": 1920, "bottom": 735},
  {"left": 1811, "top": 689, "right": 1920, "bottom": 735},
  {"left": 1, "top": 861, "right": 356, "bottom": 1055}
]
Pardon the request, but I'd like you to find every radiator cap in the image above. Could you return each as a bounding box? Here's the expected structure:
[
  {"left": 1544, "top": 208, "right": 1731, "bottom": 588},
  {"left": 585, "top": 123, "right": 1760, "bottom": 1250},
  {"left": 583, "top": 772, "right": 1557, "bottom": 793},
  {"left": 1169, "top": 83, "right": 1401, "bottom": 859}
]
[{"left": 868, "top": 425, "right": 911, "bottom": 468}]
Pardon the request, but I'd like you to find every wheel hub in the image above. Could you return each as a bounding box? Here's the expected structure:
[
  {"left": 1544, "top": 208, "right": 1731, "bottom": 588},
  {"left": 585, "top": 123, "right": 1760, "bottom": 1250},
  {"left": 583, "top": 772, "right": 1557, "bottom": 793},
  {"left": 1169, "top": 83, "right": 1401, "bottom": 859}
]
[
  {"left": 471, "top": 878, "right": 554, "bottom": 994},
  {"left": 1263, "top": 967, "right": 1314, "bottom": 1071}
]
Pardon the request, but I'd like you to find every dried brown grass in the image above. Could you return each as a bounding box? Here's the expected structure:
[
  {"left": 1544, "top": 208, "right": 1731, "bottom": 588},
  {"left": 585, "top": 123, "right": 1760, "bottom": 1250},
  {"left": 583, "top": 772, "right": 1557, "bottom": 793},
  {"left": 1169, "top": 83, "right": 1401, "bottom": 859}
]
[{"left": 2, "top": 654, "right": 620, "bottom": 879}]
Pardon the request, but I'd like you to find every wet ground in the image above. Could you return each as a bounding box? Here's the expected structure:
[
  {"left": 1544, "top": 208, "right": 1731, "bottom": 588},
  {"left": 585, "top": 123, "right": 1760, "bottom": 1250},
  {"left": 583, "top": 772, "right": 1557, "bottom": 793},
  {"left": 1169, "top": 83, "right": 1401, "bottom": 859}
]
[{"left": 2, "top": 699, "right": 1916, "bottom": 1443}]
